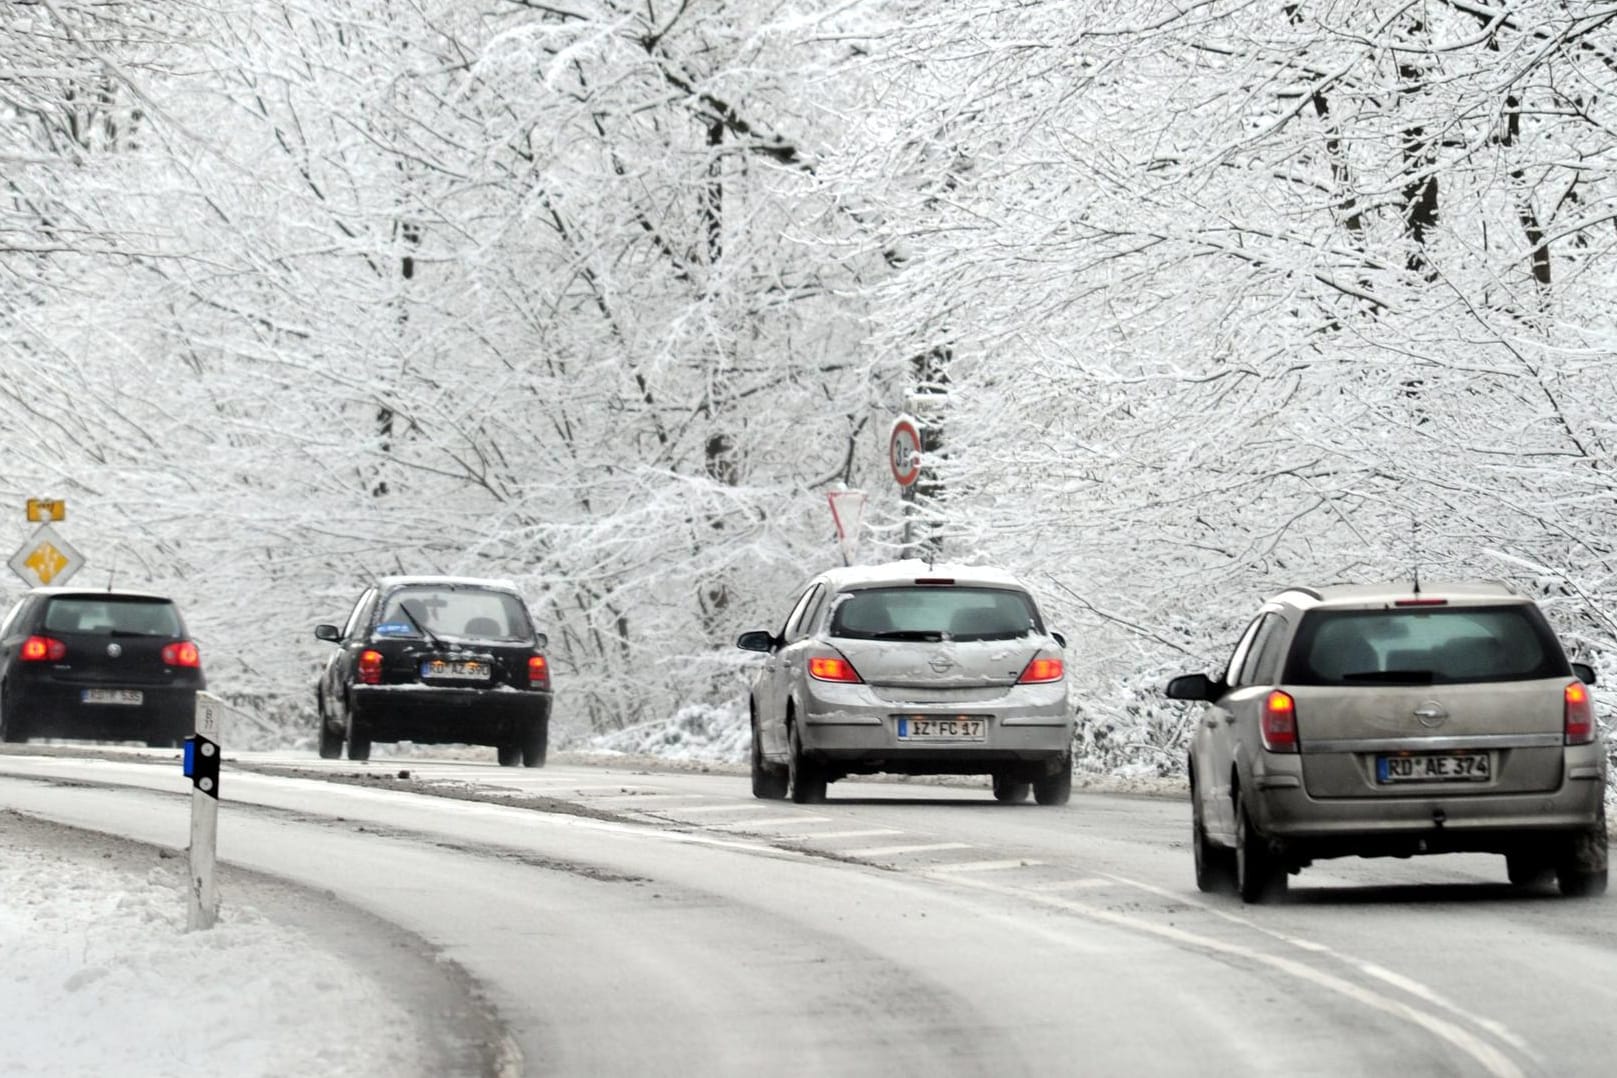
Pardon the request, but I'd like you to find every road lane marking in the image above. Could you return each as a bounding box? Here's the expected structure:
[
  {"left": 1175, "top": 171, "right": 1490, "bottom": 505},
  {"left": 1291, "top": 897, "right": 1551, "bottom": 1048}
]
[
  {"left": 587, "top": 793, "right": 706, "bottom": 803},
  {"left": 707, "top": 816, "right": 834, "bottom": 832},
  {"left": 928, "top": 859, "right": 1045, "bottom": 874},
  {"left": 848, "top": 842, "right": 972, "bottom": 858},
  {"left": 673, "top": 804, "right": 784, "bottom": 814},
  {"left": 790, "top": 829, "right": 904, "bottom": 840}
]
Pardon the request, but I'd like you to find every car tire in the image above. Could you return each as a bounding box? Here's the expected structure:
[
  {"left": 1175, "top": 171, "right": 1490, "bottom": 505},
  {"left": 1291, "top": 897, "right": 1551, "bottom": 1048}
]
[
  {"left": 1192, "top": 779, "right": 1237, "bottom": 895},
  {"left": 788, "top": 722, "right": 826, "bottom": 804},
  {"left": 751, "top": 723, "right": 788, "bottom": 800},
  {"left": 145, "top": 738, "right": 178, "bottom": 750},
  {"left": 0, "top": 683, "right": 23, "bottom": 743},
  {"left": 992, "top": 775, "right": 1031, "bottom": 804},
  {"left": 1236, "top": 789, "right": 1286, "bottom": 903},
  {"left": 1506, "top": 852, "right": 1552, "bottom": 887},
  {"left": 1557, "top": 809, "right": 1609, "bottom": 897},
  {"left": 497, "top": 744, "right": 521, "bottom": 767},
  {"left": 316, "top": 697, "right": 343, "bottom": 760},
  {"left": 346, "top": 721, "right": 372, "bottom": 762},
  {"left": 521, "top": 720, "right": 548, "bottom": 768},
  {"left": 1032, "top": 756, "right": 1072, "bottom": 806}
]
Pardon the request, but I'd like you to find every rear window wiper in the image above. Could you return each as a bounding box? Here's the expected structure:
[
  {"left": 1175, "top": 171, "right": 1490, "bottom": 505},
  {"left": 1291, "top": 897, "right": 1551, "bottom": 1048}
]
[
  {"left": 866, "top": 629, "right": 946, "bottom": 642},
  {"left": 1342, "top": 670, "right": 1434, "bottom": 684}
]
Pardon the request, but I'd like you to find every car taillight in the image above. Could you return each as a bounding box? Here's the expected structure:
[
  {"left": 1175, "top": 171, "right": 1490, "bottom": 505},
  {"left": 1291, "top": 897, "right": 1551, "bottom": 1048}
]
[
  {"left": 358, "top": 649, "right": 383, "bottom": 685},
  {"left": 528, "top": 654, "right": 550, "bottom": 690},
  {"left": 808, "top": 654, "right": 862, "bottom": 683},
  {"left": 161, "top": 641, "right": 201, "bottom": 668},
  {"left": 1261, "top": 690, "right": 1298, "bottom": 752},
  {"left": 1018, "top": 656, "right": 1064, "bottom": 683},
  {"left": 20, "top": 635, "right": 65, "bottom": 662},
  {"left": 1565, "top": 680, "right": 1596, "bottom": 745}
]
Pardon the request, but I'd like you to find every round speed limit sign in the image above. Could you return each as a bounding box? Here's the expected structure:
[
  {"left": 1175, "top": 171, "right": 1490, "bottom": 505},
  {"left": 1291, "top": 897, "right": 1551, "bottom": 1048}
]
[{"left": 889, "top": 418, "right": 922, "bottom": 487}]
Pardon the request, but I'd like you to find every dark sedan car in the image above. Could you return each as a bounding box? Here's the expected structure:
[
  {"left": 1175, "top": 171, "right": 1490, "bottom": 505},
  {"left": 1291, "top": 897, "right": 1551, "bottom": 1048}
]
[
  {"left": 314, "top": 576, "right": 553, "bottom": 766},
  {"left": 0, "top": 587, "right": 205, "bottom": 747}
]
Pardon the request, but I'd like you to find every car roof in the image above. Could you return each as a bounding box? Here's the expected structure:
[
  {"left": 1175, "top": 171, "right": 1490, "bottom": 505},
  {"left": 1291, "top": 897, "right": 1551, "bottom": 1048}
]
[
  {"left": 817, "top": 560, "right": 1031, "bottom": 593},
  {"left": 1272, "top": 581, "right": 1526, "bottom": 609},
  {"left": 376, "top": 574, "right": 522, "bottom": 594},
  {"left": 25, "top": 587, "right": 176, "bottom": 602}
]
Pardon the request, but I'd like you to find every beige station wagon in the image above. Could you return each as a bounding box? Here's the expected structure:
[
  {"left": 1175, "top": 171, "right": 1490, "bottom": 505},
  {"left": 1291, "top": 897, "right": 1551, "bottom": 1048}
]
[{"left": 1167, "top": 582, "right": 1607, "bottom": 902}]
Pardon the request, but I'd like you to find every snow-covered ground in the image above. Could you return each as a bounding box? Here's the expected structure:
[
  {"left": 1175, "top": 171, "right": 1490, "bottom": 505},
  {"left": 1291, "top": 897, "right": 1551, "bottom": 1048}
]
[{"left": 0, "top": 814, "right": 464, "bottom": 1078}]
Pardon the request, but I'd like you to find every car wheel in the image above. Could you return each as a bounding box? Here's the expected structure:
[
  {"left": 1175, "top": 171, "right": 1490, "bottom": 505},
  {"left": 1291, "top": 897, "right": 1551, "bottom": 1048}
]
[
  {"left": 751, "top": 723, "right": 788, "bottom": 800},
  {"left": 316, "top": 696, "right": 343, "bottom": 760},
  {"left": 1557, "top": 809, "right": 1609, "bottom": 897},
  {"left": 1192, "top": 779, "right": 1237, "bottom": 895},
  {"left": 992, "top": 774, "right": 1031, "bottom": 804},
  {"left": 145, "top": 738, "right": 178, "bottom": 750},
  {"left": 345, "top": 719, "right": 371, "bottom": 762},
  {"left": 496, "top": 744, "right": 521, "bottom": 767},
  {"left": 521, "top": 720, "right": 548, "bottom": 768},
  {"left": 1506, "top": 852, "right": 1552, "bottom": 887},
  {"left": 1235, "top": 789, "right": 1286, "bottom": 903},
  {"left": 1032, "top": 755, "right": 1072, "bottom": 806},
  {"left": 0, "top": 683, "right": 23, "bottom": 743},
  {"left": 788, "top": 722, "right": 826, "bottom": 804}
]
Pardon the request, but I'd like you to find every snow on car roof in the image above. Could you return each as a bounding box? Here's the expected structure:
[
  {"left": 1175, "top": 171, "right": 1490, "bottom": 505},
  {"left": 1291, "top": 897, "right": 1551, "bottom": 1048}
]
[
  {"left": 820, "top": 560, "right": 1029, "bottom": 592},
  {"left": 27, "top": 586, "right": 175, "bottom": 601},
  {"left": 376, "top": 574, "right": 522, "bottom": 593}
]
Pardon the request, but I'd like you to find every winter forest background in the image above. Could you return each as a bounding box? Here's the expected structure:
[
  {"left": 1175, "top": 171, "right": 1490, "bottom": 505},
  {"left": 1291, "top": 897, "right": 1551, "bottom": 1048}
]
[{"left": 4, "top": 1, "right": 1617, "bottom": 775}]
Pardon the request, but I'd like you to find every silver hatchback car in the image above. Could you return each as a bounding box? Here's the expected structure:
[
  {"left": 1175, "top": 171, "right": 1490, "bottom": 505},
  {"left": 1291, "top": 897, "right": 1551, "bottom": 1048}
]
[
  {"left": 1167, "top": 582, "right": 1607, "bottom": 902},
  {"left": 737, "top": 562, "right": 1073, "bottom": 805}
]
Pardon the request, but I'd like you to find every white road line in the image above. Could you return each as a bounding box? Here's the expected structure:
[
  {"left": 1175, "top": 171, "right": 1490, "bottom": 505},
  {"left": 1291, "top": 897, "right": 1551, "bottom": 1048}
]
[
  {"left": 1023, "top": 877, "right": 1108, "bottom": 892},
  {"left": 674, "top": 804, "right": 781, "bottom": 814},
  {"left": 847, "top": 842, "right": 973, "bottom": 858},
  {"left": 706, "top": 816, "right": 834, "bottom": 832},
  {"left": 790, "top": 829, "right": 905, "bottom": 840},
  {"left": 927, "top": 859, "right": 1045, "bottom": 874},
  {"left": 586, "top": 793, "right": 705, "bottom": 803}
]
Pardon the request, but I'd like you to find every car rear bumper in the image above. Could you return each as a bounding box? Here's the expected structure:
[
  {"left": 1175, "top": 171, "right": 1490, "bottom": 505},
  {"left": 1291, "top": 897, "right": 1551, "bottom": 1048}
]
[
  {"left": 1248, "top": 748, "right": 1606, "bottom": 854},
  {"left": 348, "top": 684, "right": 551, "bottom": 745},
  {"left": 9, "top": 681, "right": 200, "bottom": 742},
  {"left": 798, "top": 683, "right": 1072, "bottom": 776}
]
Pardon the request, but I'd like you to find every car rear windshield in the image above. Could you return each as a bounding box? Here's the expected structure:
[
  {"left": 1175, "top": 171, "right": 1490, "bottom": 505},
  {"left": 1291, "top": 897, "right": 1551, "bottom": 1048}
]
[
  {"left": 43, "top": 597, "right": 182, "bottom": 637},
  {"left": 376, "top": 587, "right": 533, "bottom": 642},
  {"left": 1284, "top": 605, "right": 1569, "bottom": 686},
  {"left": 829, "top": 586, "right": 1042, "bottom": 642}
]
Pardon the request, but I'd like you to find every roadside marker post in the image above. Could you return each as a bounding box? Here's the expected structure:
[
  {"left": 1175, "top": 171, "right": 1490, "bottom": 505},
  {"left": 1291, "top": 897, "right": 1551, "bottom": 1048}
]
[{"left": 184, "top": 692, "right": 224, "bottom": 931}]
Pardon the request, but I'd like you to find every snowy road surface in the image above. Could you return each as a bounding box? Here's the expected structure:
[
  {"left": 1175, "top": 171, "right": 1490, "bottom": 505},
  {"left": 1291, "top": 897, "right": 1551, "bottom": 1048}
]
[{"left": 2, "top": 746, "right": 1615, "bottom": 1077}]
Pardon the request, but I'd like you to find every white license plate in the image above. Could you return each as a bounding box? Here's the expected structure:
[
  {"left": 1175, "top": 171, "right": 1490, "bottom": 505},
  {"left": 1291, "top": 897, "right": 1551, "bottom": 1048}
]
[
  {"left": 420, "top": 659, "right": 490, "bottom": 681},
  {"left": 1377, "top": 752, "right": 1491, "bottom": 783},
  {"left": 82, "top": 688, "right": 142, "bottom": 706},
  {"left": 897, "top": 716, "right": 986, "bottom": 741}
]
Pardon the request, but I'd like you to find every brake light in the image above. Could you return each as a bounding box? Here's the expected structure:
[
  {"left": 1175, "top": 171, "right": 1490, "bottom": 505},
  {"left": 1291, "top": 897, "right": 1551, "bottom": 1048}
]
[
  {"left": 1394, "top": 598, "right": 1448, "bottom": 607},
  {"left": 20, "top": 635, "right": 65, "bottom": 662},
  {"left": 914, "top": 578, "right": 955, "bottom": 586},
  {"left": 1565, "top": 680, "right": 1596, "bottom": 745},
  {"left": 161, "top": 641, "right": 201, "bottom": 668},
  {"left": 358, "top": 649, "right": 383, "bottom": 685},
  {"left": 528, "top": 654, "right": 550, "bottom": 690},
  {"left": 1261, "top": 690, "right": 1298, "bottom": 752},
  {"left": 1018, "top": 656, "right": 1064, "bottom": 683},
  {"left": 808, "top": 655, "right": 862, "bottom": 683}
]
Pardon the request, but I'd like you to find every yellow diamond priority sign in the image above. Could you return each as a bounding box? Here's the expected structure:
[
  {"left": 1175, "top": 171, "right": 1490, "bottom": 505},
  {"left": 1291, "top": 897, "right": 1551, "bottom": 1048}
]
[{"left": 9, "top": 523, "right": 85, "bottom": 587}]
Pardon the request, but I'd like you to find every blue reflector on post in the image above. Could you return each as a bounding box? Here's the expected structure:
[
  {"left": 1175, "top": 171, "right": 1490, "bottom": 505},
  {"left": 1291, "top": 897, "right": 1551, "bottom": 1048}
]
[{"left": 183, "top": 736, "right": 196, "bottom": 778}]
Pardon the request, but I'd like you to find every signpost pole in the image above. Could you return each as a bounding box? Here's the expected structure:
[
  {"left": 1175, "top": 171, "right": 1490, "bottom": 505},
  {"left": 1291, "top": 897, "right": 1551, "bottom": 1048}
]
[{"left": 185, "top": 693, "right": 224, "bottom": 931}]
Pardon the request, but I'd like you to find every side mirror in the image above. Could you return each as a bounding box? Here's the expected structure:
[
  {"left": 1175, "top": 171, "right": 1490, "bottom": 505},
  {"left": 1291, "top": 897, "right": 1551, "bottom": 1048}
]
[
  {"left": 1165, "top": 673, "right": 1220, "bottom": 702},
  {"left": 1572, "top": 661, "right": 1597, "bottom": 686},
  {"left": 1051, "top": 631, "right": 1067, "bottom": 649},
  {"left": 314, "top": 623, "right": 341, "bottom": 643},
  {"left": 534, "top": 632, "right": 549, "bottom": 650},
  {"left": 736, "top": 630, "right": 776, "bottom": 653}
]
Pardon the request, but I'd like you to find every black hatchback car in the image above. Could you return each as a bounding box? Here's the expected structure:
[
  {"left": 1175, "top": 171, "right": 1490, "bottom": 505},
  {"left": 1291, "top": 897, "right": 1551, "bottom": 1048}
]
[
  {"left": 314, "top": 576, "right": 553, "bottom": 766},
  {"left": 0, "top": 588, "right": 205, "bottom": 747}
]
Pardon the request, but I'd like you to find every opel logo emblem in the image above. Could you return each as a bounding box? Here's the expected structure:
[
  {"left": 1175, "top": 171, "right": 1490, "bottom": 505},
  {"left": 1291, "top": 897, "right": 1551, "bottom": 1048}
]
[
  {"left": 1413, "top": 701, "right": 1447, "bottom": 729},
  {"left": 928, "top": 654, "right": 956, "bottom": 674},
  {"left": 106, "top": 642, "right": 122, "bottom": 658}
]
